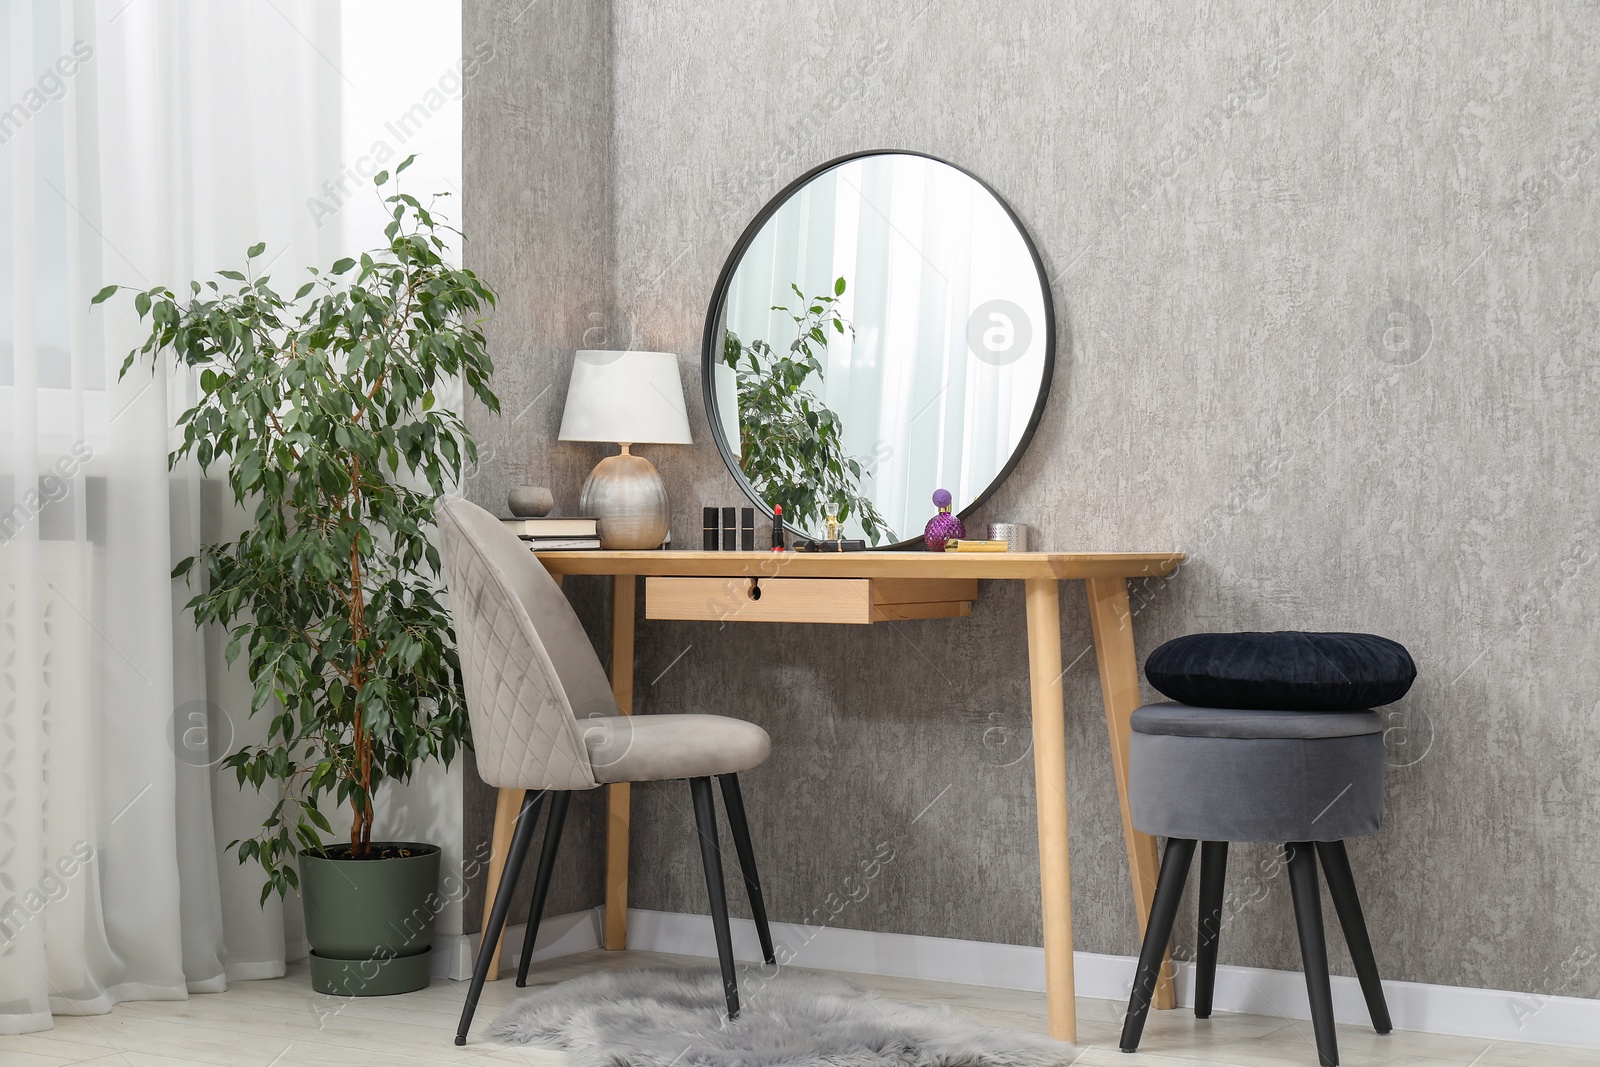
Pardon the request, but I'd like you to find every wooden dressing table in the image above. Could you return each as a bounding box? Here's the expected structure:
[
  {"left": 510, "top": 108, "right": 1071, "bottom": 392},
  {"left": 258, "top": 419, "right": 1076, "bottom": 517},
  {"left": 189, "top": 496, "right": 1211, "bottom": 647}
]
[{"left": 477, "top": 547, "right": 1183, "bottom": 1042}]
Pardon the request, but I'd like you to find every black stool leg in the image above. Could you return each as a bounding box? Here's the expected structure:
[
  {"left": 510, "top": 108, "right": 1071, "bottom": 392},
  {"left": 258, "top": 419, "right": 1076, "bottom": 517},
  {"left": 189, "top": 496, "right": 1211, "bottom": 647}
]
[
  {"left": 1316, "top": 841, "right": 1392, "bottom": 1035},
  {"left": 718, "top": 773, "right": 776, "bottom": 966},
  {"left": 1287, "top": 842, "right": 1340, "bottom": 1067},
  {"left": 1120, "top": 837, "right": 1197, "bottom": 1052},
  {"left": 1195, "top": 840, "right": 1228, "bottom": 1019},
  {"left": 691, "top": 776, "right": 740, "bottom": 1019},
  {"left": 456, "top": 790, "right": 545, "bottom": 1046},
  {"left": 515, "top": 790, "right": 571, "bottom": 986}
]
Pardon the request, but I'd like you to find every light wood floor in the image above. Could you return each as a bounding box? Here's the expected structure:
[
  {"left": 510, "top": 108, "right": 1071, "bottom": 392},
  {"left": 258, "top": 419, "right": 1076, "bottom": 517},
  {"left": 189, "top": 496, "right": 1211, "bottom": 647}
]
[{"left": 1, "top": 949, "right": 1588, "bottom": 1067}]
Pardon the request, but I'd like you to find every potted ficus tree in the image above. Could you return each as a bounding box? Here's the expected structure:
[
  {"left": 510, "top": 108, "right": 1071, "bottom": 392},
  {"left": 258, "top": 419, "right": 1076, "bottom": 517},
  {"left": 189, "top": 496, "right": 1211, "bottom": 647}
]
[{"left": 94, "top": 157, "right": 499, "bottom": 996}]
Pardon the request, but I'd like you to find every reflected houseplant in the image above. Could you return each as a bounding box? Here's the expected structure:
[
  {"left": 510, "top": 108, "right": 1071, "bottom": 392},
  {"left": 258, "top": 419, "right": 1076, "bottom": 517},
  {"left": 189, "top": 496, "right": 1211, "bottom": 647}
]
[
  {"left": 95, "top": 158, "right": 499, "bottom": 995},
  {"left": 723, "top": 278, "right": 893, "bottom": 543}
]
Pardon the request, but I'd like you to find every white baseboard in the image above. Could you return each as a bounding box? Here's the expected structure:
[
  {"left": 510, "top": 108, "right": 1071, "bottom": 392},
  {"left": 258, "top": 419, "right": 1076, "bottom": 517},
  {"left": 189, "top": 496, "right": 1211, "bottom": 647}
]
[
  {"left": 432, "top": 906, "right": 604, "bottom": 980},
  {"left": 614, "top": 908, "right": 1600, "bottom": 1051},
  {"left": 453, "top": 906, "right": 1597, "bottom": 1049}
]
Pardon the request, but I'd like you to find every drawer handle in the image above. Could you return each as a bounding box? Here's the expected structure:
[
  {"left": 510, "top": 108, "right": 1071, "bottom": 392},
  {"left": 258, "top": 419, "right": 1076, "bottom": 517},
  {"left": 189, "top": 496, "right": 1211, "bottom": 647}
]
[{"left": 747, "top": 578, "right": 762, "bottom": 601}]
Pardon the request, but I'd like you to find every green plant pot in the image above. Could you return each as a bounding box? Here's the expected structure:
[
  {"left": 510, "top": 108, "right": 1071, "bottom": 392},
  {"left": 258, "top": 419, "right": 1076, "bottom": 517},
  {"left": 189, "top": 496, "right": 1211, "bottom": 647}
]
[{"left": 300, "top": 841, "right": 441, "bottom": 996}]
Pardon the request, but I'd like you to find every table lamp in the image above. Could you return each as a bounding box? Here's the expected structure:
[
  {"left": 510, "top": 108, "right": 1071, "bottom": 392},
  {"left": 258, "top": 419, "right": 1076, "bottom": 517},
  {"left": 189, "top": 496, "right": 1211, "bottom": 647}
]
[{"left": 558, "top": 349, "right": 692, "bottom": 549}]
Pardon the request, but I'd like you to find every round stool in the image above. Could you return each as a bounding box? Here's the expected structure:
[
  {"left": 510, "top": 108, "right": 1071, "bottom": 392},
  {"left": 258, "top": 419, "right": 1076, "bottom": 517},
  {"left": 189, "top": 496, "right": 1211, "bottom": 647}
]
[{"left": 1120, "top": 702, "right": 1393, "bottom": 1067}]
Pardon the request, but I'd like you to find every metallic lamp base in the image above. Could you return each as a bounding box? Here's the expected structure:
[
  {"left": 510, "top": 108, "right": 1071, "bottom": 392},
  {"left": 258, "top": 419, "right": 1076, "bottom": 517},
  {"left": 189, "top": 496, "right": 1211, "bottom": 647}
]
[{"left": 579, "top": 447, "right": 670, "bottom": 550}]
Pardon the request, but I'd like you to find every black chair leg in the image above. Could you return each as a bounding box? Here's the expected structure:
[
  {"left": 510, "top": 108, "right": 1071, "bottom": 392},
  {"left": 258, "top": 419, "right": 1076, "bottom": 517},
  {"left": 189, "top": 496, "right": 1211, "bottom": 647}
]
[
  {"left": 1121, "top": 837, "right": 1197, "bottom": 1052},
  {"left": 717, "top": 773, "right": 776, "bottom": 966},
  {"left": 690, "top": 776, "right": 740, "bottom": 1019},
  {"left": 1195, "top": 840, "right": 1228, "bottom": 1019},
  {"left": 515, "top": 790, "right": 572, "bottom": 986},
  {"left": 456, "top": 790, "right": 545, "bottom": 1046},
  {"left": 1287, "top": 843, "right": 1340, "bottom": 1067},
  {"left": 1316, "top": 840, "right": 1392, "bottom": 1035}
]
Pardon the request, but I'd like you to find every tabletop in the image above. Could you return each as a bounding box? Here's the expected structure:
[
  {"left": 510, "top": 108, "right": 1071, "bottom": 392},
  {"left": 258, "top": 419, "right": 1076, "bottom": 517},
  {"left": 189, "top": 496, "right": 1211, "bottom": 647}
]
[{"left": 533, "top": 548, "right": 1185, "bottom": 581}]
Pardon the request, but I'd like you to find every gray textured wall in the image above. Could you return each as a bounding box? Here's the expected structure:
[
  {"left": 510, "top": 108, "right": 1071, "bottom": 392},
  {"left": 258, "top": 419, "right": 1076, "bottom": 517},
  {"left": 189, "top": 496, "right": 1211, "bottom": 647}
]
[
  {"left": 464, "top": 0, "right": 1600, "bottom": 999},
  {"left": 459, "top": 0, "right": 613, "bottom": 929}
]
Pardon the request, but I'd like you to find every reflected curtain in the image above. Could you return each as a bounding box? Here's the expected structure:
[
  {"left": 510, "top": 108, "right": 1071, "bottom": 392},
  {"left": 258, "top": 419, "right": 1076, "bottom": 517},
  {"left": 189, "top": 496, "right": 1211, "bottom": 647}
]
[{"left": 0, "top": 0, "right": 342, "bottom": 1033}]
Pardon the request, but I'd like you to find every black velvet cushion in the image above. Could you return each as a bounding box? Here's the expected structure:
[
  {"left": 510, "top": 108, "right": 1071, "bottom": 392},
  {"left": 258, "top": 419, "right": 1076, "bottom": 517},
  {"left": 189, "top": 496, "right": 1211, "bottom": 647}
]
[{"left": 1144, "top": 631, "right": 1416, "bottom": 711}]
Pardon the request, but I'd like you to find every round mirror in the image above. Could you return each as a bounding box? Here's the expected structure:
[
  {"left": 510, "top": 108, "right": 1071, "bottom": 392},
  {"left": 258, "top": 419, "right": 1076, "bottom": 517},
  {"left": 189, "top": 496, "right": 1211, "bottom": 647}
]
[{"left": 701, "top": 150, "right": 1054, "bottom": 547}]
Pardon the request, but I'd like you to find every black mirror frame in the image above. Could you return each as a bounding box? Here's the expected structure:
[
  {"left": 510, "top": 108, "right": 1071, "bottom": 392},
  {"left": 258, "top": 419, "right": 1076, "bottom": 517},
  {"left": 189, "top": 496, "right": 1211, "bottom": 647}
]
[{"left": 699, "top": 149, "right": 1056, "bottom": 549}]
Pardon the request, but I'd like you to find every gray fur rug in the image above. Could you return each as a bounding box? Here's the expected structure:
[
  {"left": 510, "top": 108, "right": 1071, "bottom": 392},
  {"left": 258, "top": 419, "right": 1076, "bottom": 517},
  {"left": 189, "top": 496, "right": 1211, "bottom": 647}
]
[{"left": 488, "top": 966, "right": 1072, "bottom": 1067}]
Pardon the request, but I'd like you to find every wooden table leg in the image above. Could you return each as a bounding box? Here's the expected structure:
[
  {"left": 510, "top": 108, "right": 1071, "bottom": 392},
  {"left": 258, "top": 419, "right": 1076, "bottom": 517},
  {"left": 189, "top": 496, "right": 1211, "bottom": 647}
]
[
  {"left": 480, "top": 786, "right": 526, "bottom": 980},
  {"left": 1086, "top": 575, "right": 1175, "bottom": 1011},
  {"left": 604, "top": 574, "right": 637, "bottom": 950},
  {"left": 1024, "top": 578, "right": 1077, "bottom": 1044}
]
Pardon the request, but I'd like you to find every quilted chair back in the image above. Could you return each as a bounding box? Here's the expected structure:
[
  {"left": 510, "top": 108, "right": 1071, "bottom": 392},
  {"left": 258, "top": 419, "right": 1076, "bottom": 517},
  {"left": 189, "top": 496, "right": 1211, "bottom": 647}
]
[{"left": 437, "top": 497, "right": 611, "bottom": 791}]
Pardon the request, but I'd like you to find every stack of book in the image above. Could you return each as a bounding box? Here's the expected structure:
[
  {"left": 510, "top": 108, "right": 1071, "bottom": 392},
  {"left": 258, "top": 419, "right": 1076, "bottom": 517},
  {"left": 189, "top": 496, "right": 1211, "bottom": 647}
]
[{"left": 502, "top": 516, "right": 600, "bottom": 551}]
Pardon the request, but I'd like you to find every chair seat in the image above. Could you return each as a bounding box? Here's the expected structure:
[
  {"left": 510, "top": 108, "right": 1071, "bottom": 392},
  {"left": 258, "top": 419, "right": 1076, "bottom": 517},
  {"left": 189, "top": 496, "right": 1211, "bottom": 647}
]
[
  {"left": 1132, "top": 702, "right": 1383, "bottom": 739},
  {"left": 582, "top": 714, "right": 771, "bottom": 784},
  {"left": 1129, "top": 703, "right": 1385, "bottom": 842}
]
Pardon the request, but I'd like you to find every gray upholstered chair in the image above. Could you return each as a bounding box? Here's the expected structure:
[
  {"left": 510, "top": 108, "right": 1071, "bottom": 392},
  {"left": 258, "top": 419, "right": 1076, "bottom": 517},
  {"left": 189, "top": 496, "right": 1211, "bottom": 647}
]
[
  {"left": 438, "top": 498, "right": 775, "bottom": 1044},
  {"left": 1120, "top": 703, "right": 1392, "bottom": 1067}
]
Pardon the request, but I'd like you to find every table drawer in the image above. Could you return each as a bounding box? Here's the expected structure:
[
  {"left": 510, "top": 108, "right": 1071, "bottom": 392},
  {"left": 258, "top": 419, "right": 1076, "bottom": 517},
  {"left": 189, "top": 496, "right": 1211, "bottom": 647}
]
[{"left": 644, "top": 576, "right": 977, "bottom": 625}]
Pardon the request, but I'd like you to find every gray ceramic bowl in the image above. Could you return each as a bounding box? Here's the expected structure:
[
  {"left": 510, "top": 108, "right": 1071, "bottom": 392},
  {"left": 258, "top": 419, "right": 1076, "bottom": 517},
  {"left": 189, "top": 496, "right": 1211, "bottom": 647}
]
[{"left": 507, "top": 485, "right": 555, "bottom": 517}]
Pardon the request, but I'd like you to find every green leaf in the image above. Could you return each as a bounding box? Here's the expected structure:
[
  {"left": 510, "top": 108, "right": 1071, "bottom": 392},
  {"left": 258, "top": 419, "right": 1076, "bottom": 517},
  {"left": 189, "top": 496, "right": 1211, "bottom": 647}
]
[
  {"left": 835, "top": 276, "right": 846, "bottom": 296},
  {"left": 373, "top": 169, "right": 390, "bottom": 186},
  {"left": 218, "top": 269, "right": 246, "bottom": 281},
  {"left": 247, "top": 242, "right": 266, "bottom": 258},
  {"left": 91, "top": 284, "right": 119, "bottom": 305},
  {"left": 331, "top": 257, "right": 356, "bottom": 274},
  {"left": 396, "top": 154, "right": 417, "bottom": 174}
]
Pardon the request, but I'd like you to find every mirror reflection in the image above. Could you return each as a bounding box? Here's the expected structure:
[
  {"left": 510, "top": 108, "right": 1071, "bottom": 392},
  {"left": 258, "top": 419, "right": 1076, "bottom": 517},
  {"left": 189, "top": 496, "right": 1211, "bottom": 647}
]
[{"left": 708, "top": 151, "right": 1052, "bottom": 546}]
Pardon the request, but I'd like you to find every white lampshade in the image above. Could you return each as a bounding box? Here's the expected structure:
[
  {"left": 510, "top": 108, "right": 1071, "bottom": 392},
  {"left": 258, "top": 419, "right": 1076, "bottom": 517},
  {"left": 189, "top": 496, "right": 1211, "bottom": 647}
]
[{"left": 557, "top": 350, "right": 692, "bottom": 445}]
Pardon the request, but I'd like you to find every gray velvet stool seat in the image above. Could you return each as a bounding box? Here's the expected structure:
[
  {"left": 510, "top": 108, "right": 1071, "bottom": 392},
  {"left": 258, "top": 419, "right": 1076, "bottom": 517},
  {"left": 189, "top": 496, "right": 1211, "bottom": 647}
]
[{"left": 1121, "top": 702, "right": 1393, "bottom": 1067}]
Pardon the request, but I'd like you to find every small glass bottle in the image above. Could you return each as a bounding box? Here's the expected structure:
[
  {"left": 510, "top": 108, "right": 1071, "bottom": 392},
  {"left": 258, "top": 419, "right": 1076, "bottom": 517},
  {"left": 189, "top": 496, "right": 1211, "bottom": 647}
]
[{"left": 923, "top": 488, "right": 965, "bottom": 551}]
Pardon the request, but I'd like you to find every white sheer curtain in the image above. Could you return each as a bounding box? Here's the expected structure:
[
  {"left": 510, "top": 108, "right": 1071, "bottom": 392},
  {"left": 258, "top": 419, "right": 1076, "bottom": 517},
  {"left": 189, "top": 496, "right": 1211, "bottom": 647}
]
[{"left": 0, "top": 0, "right": 343, "bottom": 1033}]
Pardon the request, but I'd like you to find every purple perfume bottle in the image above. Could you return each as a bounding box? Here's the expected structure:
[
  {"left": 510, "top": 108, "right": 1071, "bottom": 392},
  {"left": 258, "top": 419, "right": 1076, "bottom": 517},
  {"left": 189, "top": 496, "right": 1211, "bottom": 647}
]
[{"left": 923, "top": 488, "right": 965, "bottom": 551}]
